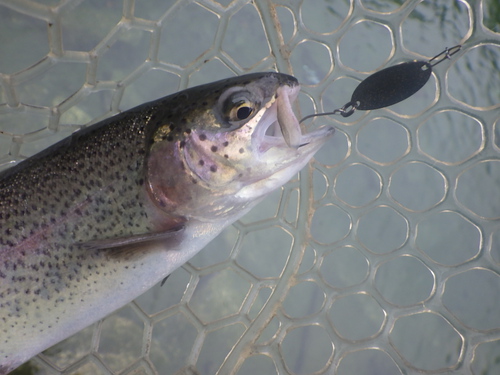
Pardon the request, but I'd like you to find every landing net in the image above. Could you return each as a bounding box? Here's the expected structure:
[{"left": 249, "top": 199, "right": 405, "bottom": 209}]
[{"left": 0, "top": 0, "right": 499, "bottom": 374}]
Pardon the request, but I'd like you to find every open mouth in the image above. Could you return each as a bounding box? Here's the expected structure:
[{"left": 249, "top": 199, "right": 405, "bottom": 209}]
[
  {"left": 255, "top": 84, "right": 303, "bottom": 151},
  {"left": 255, "top": 83, "right": 335, "bottom": 154}
]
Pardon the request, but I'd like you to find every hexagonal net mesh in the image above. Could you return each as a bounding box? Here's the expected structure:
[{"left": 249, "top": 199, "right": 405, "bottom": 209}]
[{"left": 0, "top": 0, "right": 499, "bottom": 374}]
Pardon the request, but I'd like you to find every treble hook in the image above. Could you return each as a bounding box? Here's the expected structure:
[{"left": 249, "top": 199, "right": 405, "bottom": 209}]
[{"left": 299, "top": 44, "right": 462, "bottom": 123}]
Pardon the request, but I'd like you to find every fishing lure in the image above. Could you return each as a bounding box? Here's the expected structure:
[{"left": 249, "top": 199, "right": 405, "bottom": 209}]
[{"left": 300, "top": 45, "right": 462, "bottom": 122}]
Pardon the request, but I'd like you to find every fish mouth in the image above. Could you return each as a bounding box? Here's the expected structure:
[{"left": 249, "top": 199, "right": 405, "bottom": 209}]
[{"left": 254, "top": 84, "right": 334, "bottom": 153}]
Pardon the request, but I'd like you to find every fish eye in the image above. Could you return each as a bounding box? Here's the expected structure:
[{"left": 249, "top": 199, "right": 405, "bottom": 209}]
[
  {"left": 219, "top": 90, "right": 260, "bottom": 125},
  {"left": 232, "top": 101, "right": 254, "bottom": 121}
]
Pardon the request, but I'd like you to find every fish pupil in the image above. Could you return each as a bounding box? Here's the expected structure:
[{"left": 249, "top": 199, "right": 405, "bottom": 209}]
[{"left": 237, "top": 106, "right": 252, "bottom": 120}]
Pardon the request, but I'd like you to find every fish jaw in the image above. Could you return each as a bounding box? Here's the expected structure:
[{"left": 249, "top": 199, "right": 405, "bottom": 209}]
[{"left": 237, "top": 83, "right": 335, "bottom": 199}]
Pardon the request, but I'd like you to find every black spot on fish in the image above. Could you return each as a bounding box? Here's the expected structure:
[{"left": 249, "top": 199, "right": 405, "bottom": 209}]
[
  {"left": 211, "top": 146, "right": 218, "bottom": 152},
  {"left": 224, "top": 154, "right": 229, "bottom": 159},
  {"left": 179, "top": 140, "right": 186, "bottom": 148},
  {"left": 239, "top": 148, "right": 245, "bottom": 154},
  {"left": 210, "top": 165, "right": 217, "bottom": 172},
  {"left": 185, "top": 128, "right": 191, "bottom": 134},
  {"left": 199, "top": 160, "right": 205, "bottom": 166},
  {"left": 223, "top": 141, "right": 229, "bottom": 147},
  {"left": 199, "top": 134, "right": 207, "bottom": 141}
]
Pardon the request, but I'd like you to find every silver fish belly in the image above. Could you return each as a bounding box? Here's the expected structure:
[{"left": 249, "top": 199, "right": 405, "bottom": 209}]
[{"left": 0, "top": 72, "right": 334, "bottom": 373}]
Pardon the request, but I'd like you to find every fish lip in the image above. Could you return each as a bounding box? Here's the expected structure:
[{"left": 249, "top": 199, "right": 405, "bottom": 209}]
[
  {"left": 255, "top": 83, "right": 333, "bottom": 153},
  {"left": 253, "top": 84, "right": 299, "bottom": 152},
  {"left": 276, "top": 84, "right": 302, "bottom": 147}
]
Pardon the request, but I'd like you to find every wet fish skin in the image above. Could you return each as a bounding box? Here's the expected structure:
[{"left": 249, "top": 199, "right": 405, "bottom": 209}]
[{"left": 0, "top": 72, "right": 334, "bottom": 373}]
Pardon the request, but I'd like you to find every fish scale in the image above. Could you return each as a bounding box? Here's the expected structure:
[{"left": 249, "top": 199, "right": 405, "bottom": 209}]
[
  {"left": 0, "top": 114, "right": 149, "bottom": 307},
  {"left": 0, "top": 104, "right": 166, "bottom": 373},
  {"left": 0, "top": 72, "right": 334, "bottom": 373}
]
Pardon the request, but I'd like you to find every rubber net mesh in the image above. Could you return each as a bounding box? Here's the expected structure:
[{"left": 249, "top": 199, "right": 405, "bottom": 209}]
[{"left": 0, "top": 0, "right": 499, "bottom": 374}]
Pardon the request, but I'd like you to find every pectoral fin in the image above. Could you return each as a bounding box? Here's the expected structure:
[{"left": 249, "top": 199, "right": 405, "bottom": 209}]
[{"left": 79, "top": 223, "right": 185, "bottom": 259}]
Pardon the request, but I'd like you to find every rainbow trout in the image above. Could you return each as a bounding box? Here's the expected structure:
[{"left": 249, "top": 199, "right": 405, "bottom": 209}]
[{"left": 0, "top": 72, "right": 334, "bottom": 373}]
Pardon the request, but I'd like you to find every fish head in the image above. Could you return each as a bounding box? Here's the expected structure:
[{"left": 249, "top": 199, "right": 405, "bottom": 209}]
[{"left": 146, "top": 72, "right": 334, "bottom": 221}]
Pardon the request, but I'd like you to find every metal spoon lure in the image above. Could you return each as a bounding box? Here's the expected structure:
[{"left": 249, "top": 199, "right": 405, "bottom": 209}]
[{"left": 299, "top": 45, "right": 461, "bottom": 123}]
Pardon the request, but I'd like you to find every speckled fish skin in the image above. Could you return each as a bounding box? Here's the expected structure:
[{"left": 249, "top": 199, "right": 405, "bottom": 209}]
[{"left": 0, "top": 72, "right": 334, "bottom": 373}]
